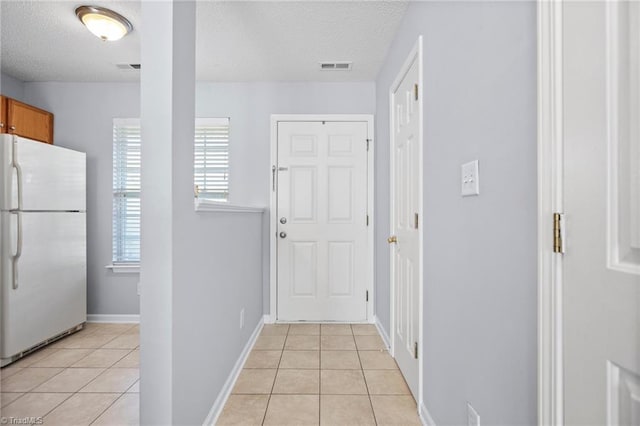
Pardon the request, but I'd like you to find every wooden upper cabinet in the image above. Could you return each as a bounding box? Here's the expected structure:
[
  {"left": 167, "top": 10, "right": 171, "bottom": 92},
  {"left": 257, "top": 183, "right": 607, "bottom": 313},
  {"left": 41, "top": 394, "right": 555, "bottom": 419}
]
[
  {"left": 0, "top": 96, "right": 55, "bottom": 144},
  {"left": 0, "top": 96, "right": 7, "bottom": 134},
  {"left": 3, "top": 97, "right": 54, "bottom": 144}
]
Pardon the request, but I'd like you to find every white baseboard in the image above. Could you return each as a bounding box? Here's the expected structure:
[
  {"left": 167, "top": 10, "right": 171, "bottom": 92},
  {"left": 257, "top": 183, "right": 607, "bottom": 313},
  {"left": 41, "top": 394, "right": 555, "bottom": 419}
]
[
  {"left": 87, "top": 314, "right": 140, "bottom": 323},
  {"left": 419, "top": 402, "right": 436, "bottom": 426},
  {"left": 263, "top": 314, "right": 275, "bottom": 324},
  {"left": 373, "top": 315, "right": 391, "bottom": 350},
  {"left": 202, "top": 317, "right": 265, "bottom": 426}
]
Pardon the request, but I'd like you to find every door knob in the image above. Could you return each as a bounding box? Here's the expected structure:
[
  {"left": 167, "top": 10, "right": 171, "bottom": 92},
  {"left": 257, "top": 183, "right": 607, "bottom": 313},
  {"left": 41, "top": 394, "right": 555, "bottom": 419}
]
[
  {"left": 280, "top": 232, "right": 287, "bottom": 239},
  {"left": 280, "top": 217, "right": 287, "bottom": 224},
  {"left": 388, "top": 235, "right": 397, "bottom": 244}
]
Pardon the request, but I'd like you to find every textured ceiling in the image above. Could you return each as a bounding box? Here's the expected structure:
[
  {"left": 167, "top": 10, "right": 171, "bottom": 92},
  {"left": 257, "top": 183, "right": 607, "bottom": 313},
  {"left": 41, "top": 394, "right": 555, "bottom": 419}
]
[
  {"left": 1, "top": 1, "right": 142, "bottom": 82},
  {"left": 1, "top": 1, "right": 407, "bottom": 83}
]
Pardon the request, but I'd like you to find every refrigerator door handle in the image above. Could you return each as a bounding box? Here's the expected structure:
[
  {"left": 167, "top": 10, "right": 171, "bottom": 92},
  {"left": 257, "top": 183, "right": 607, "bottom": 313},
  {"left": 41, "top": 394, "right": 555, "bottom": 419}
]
[
  {"left": 11, "top": 211, "right": 22, "bottom": 290},
  {"left": 11, "top": 138, "right": 23, "bottom": 210}
]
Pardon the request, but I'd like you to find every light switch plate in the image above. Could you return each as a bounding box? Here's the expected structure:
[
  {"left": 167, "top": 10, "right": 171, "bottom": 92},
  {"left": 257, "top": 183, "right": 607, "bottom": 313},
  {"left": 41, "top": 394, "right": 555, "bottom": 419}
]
[{"left": 461, "top": 160, "right": 480, "bottom": 196}]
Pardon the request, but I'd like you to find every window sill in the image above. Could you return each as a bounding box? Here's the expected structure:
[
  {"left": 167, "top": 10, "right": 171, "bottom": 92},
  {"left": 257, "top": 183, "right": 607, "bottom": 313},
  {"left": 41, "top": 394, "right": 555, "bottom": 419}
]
[
  {"left": 194, "top": 198, "right": 265, "bottom": 213},
  {"left": 105, "top": 264, "right": 140, "bottom": 274}
]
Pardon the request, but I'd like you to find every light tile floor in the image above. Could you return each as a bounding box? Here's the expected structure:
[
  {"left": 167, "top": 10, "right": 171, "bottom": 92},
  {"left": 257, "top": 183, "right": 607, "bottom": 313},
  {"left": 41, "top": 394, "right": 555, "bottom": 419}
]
[
  {"left": 1, "top": 323, "right": 139, "bottom": 426},
  {"left": 217, "top": 323, "right": 421, "bottom": 426}
]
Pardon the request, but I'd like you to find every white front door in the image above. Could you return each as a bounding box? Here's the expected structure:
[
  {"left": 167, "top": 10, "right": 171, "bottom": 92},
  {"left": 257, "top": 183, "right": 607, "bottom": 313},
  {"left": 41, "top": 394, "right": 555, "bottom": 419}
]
[
  {"left": 390, "top": 53, "right": 421, "bottom": 399},
  {"left": 276, "top": 121, "right": 369, "bottom": 322},
  {"left": 563, "top": 2, "right": 640, "bottom": 424}
]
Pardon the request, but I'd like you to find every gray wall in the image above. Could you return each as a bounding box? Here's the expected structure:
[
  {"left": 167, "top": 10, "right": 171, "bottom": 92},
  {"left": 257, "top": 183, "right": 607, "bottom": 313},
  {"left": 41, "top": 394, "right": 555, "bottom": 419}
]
[
  {"left": 0, "top": 72, "right": 25, "bottom": 100},
  {"left": 24, "top": 82, "right": 141, "bottom": 315},
  {"left": 374, "top": 2, "right": 537, "bottom": 425},
  {"left": 171, "top": 210, "right": 264, "bottom": 424},
  {"left": 22, "top": 81, "right": 375, "bottom": 318},
  {"left": 196, "top": 82, "right": 376, "bottom": 315}
]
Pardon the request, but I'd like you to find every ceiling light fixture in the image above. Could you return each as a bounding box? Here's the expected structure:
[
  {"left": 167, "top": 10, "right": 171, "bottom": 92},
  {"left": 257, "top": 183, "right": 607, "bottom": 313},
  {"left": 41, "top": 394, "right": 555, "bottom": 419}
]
[{"left": 75, "top": 6, "right": 133, "bottom": 41}]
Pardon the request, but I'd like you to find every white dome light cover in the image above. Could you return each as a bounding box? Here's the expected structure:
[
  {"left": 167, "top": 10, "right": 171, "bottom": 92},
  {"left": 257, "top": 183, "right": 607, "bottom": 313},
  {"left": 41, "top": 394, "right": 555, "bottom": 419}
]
[{"left": 76, "top": 5, "right": 133, "bottom": 41}]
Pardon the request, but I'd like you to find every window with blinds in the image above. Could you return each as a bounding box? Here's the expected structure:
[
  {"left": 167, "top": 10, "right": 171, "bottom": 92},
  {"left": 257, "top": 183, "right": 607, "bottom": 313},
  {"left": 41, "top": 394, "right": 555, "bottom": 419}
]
[
  {"left": 194, "top": 117, "right": 230, "bottom": 201},
  {"left": 112, "top": 118, "right": 141, "bottom": 264},
  {"left": 112, "top": 118, "right": 230, "bottom": 264}
]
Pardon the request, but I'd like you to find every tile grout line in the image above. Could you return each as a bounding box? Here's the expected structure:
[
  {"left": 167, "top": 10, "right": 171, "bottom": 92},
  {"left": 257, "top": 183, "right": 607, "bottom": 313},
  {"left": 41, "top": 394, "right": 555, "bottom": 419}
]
[
  {"left": 88, "top": 391, "right": 128, "bottom": 426},
  {"left": 260, "top": 324, "right": 288, "bottom": 425},
  {"left": 354, "top": 324, "right": 379, "bottom": 426}
]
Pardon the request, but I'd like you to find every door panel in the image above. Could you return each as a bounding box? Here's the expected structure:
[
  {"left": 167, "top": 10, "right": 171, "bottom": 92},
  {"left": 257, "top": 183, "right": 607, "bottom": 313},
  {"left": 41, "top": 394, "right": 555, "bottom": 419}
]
[
  {"left": 391, "top": 56, "right": 421, "bottom": 399},
  {"left": 277, "top": 121, "right": 368, "bottom": 321},
  {"left": 290, "top": 166, "right": 317, "bottom": 222},
  {"left": 328, "top": 166, "right": 354, "bottom": 222},
  {"left": 1, "top": 212, "right": 86, "bottom": 359},
  {"left": 328, "top": 241, "right": 354, "bottom": 296},
  {"left": 290, "top": 241, "right": 317, "bottom": 297},
  {"left": 562, "top": 2, "right": 640, "bottom": 424}
]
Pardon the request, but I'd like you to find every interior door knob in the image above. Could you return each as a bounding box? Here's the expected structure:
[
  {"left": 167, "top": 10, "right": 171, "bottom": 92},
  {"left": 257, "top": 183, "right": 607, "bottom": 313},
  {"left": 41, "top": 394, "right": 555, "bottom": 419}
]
[
  {"left": 280, "top": 232, "right": 287, "bottom": 239},
  {"left": 387, "top": 235, "right": 397, "bottom": 244}
]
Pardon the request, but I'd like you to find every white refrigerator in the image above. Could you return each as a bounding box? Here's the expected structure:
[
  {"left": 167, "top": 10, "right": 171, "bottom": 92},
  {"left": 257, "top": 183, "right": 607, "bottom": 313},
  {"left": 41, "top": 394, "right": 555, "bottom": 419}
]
[{"left": 0, "top": 134, "right": 86, "bottom": 366}]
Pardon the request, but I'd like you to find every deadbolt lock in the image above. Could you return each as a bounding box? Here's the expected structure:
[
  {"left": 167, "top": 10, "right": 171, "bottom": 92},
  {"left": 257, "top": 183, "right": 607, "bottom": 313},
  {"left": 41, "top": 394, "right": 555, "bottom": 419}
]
[
  {"left": 387, "top": 235, "right": 397, "bottom": 244},
  {"left": 280, "top": 217, "right": 287, "bottom": 224}
]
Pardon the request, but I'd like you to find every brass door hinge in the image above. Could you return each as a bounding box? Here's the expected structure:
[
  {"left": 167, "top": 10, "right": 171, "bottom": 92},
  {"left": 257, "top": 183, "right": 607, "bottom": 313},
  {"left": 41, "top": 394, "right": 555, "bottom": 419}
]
[
  {"left": 414, "top": 84, "right": 419, "bottom": 101},
  {"left": 366, "top": 290, "right": 369, "bottom": 302},
  {"left": 414, "top": 342, "right": 418, "bottom": 359},
  {"left": 366, "top": 139, "right": 371, "bottom": 151},
  {"left": 553, "top": 212, "right": 564, "bottom": 254},
  {"left": 414, "top": 213, "right": 419, "bottom": 229},
  {"left": 366, "top": 214, "right": 369, "bottom": 226}
]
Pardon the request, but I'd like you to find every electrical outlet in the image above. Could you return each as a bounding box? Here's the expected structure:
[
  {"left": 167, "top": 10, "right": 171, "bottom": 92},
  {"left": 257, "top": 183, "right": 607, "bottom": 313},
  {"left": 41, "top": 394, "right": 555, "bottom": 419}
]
[
  {"left": 461, "top": 160, "right": 480, "bottom": 196},
  {"left": 240, "top": 309, "right": 245, "bottom": 329},
  {"left": 467, "top": 402, "right": 480, "bottom": 426}
]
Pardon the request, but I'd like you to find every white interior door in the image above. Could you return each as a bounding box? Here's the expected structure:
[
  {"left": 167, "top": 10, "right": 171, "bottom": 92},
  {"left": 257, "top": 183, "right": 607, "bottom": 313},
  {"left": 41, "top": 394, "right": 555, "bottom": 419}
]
[
  {"left": 277, "top": 121, "right": 369, "bottom": 322},
  {"left": 563, "top": 2, "right": 640, "bottom": 424},
  {"left": 390, "top": 55, "right": 421, "bottom": 399}
]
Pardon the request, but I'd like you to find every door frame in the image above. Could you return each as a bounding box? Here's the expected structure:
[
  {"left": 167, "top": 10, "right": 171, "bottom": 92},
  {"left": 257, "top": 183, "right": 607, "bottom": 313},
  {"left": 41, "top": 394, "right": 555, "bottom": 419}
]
[
  {"left": 538, "top": 1, "right": 564, "bottom": 425},
  {"left": 268, "top": 114, "right": 375, "bottom": 323},
  {"left": 388, "top": 36, "right": 424, "bottom": 405}
]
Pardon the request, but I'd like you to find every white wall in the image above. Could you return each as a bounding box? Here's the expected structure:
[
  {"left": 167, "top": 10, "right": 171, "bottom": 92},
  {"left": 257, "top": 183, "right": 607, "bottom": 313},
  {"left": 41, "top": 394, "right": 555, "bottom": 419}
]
[
  {"left": 375, "top": 1, "right": 537, "bottom": 424},
  {"left": 0, "top": 72, "right": 25, "bottom": 101}
]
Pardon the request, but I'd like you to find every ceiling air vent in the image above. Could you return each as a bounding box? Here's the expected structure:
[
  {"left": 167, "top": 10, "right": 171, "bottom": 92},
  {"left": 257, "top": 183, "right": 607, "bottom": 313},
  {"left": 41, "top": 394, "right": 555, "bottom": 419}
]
[
  {"left": 320, "top": 62, "right": 352, "bottom": 71},
  {"left": 116, "top": 63, "right": 141, "bottom": 70}
]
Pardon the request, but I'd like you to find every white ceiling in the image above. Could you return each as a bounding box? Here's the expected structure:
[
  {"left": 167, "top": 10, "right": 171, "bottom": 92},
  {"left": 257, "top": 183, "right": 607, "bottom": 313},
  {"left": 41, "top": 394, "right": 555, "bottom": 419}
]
[{"left": 1, "top": 1, "right": 407, "bottom": 83}]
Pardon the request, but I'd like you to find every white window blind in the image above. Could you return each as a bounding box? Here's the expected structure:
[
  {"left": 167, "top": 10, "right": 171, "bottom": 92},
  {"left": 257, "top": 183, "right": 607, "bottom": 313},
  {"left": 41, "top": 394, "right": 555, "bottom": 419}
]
[
  {"left": 112, "top": 118, "right": 229, "bottom": 264},
  {"left": 194, "top": 117, "right": 230, "bottom": 201},
  {"left": 112, "top": 118, "right": 141, "bottom": 264}
]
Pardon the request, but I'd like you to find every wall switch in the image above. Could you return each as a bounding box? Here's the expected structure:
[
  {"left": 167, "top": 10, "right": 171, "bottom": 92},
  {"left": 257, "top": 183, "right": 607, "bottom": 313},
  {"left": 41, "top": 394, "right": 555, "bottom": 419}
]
[
  {"left": 461, "top": 160, "right": 480, "bottom": 196},
  {"left": 240, "top": 309, "right": 245, "bottom": 329},
  {"left": 467, "top": 402, "right": 480, "bottom": 426}
]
